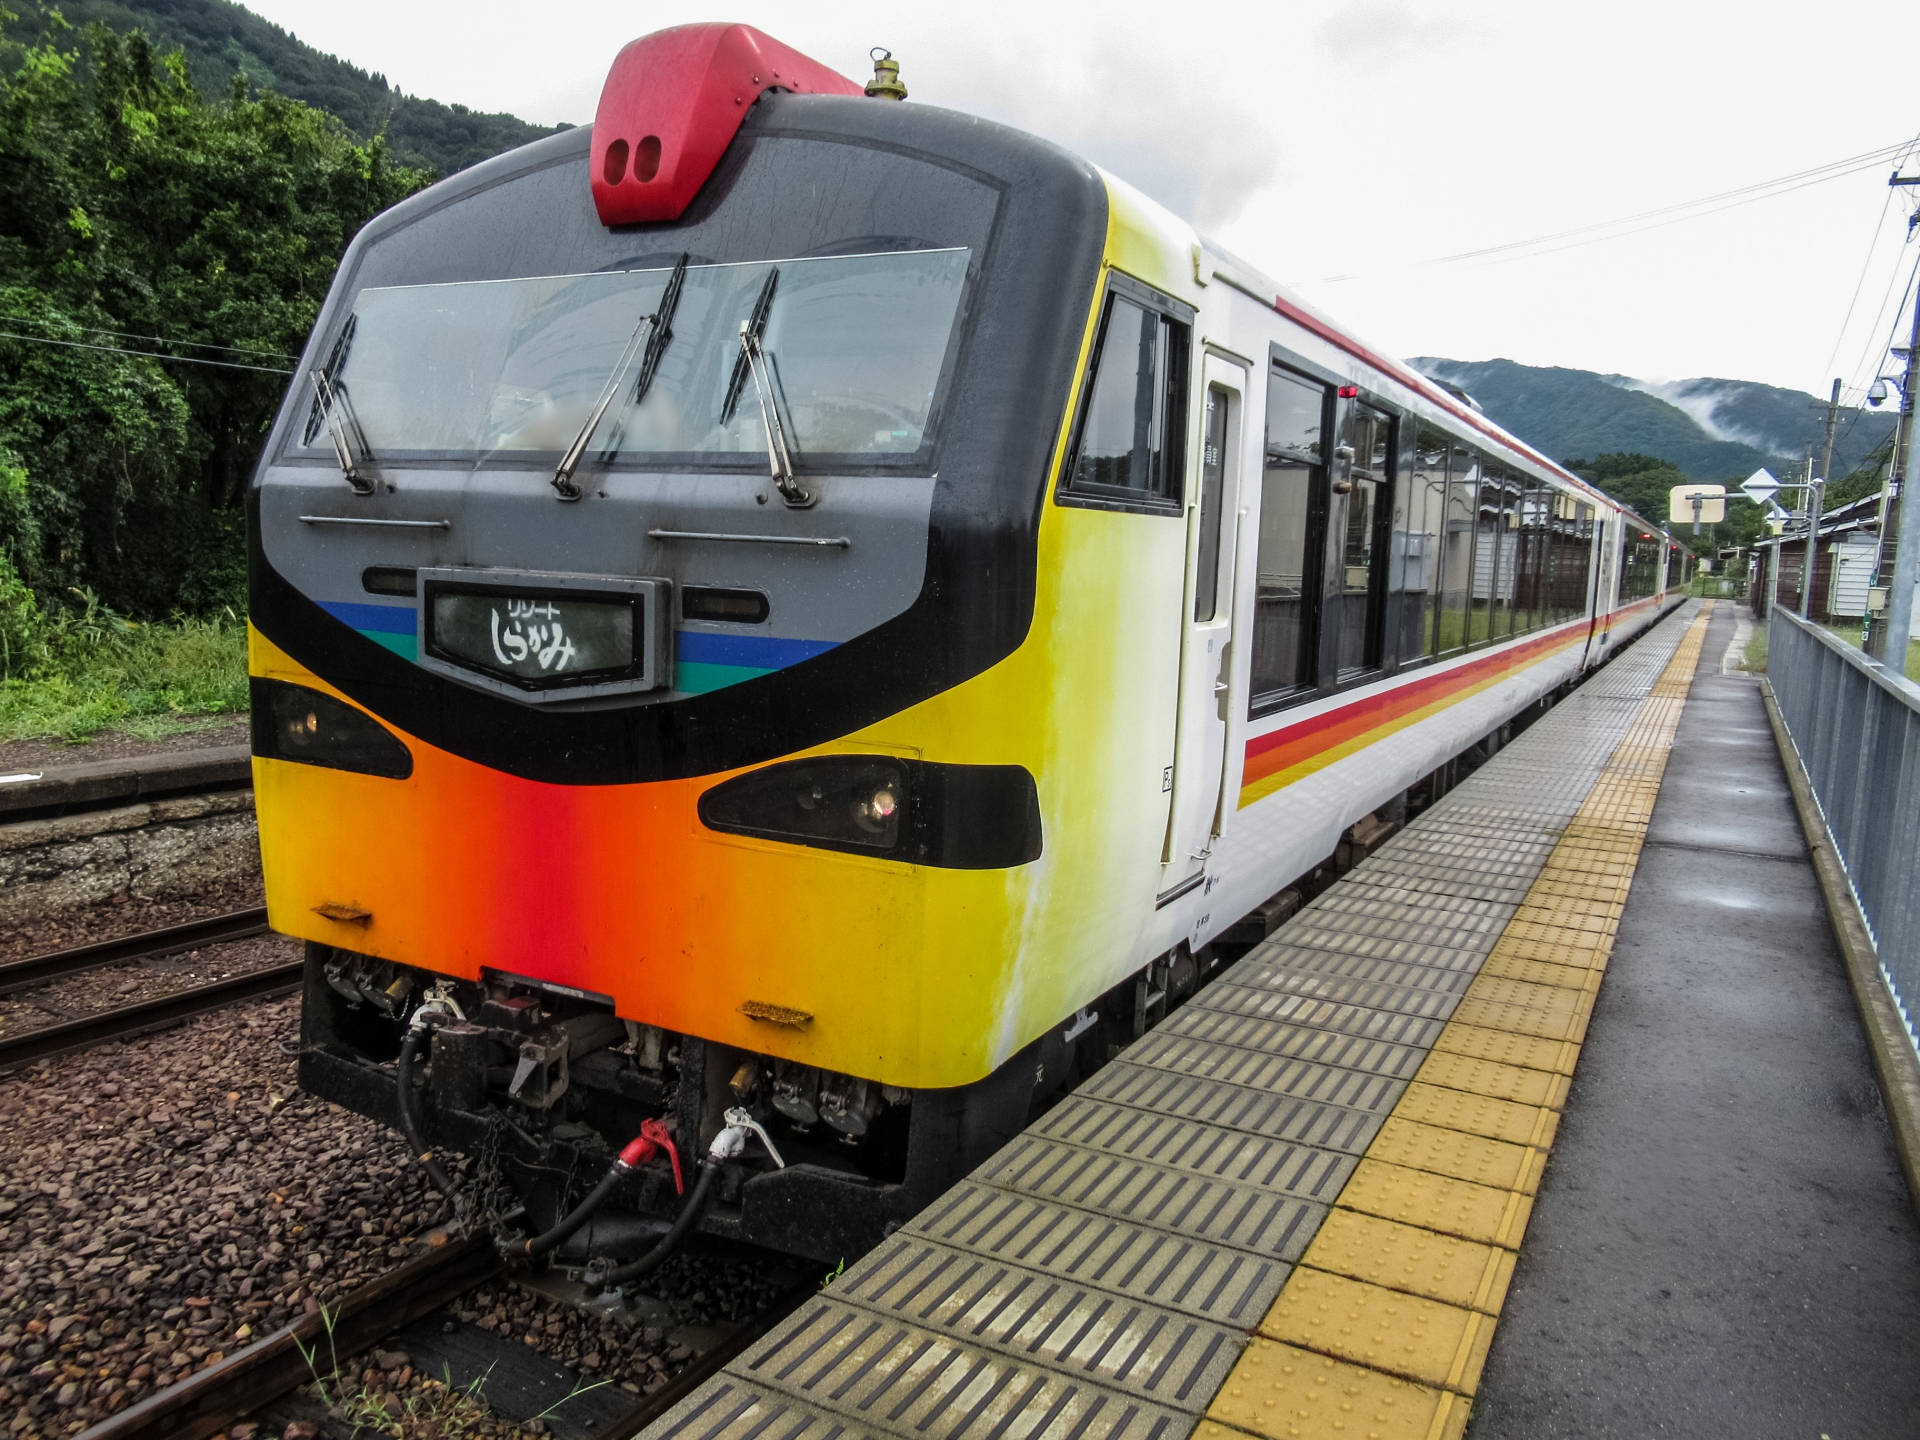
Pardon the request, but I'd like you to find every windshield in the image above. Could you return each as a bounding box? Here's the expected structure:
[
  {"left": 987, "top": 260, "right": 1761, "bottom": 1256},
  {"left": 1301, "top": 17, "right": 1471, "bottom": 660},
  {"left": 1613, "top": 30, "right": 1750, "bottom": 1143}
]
[{"left": 297, "top": 248, "right": 969, "bottom": 466}]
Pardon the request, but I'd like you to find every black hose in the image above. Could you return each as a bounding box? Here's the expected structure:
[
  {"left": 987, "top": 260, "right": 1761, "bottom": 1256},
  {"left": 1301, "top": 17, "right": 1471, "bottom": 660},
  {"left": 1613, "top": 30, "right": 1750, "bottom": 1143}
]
[
  {"left": 502, "top": 1164, "right": 625, "bottom": 1259},
  {"left": 590, "top": 1158, "right": 719, "bottom": 1289},
  {"left": 396, "top": 1027, "right": 459, "bottom": 1198}
]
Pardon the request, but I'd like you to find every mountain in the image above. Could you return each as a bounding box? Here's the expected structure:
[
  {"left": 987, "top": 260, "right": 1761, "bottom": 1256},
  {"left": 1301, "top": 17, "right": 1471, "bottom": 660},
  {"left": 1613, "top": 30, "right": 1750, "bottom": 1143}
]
[
  {"left": 1409, "top": 357, "right": 1896, "bottom": 485},
  {"left": 3, "top": 0, "right": 568, "bottom": 176}
]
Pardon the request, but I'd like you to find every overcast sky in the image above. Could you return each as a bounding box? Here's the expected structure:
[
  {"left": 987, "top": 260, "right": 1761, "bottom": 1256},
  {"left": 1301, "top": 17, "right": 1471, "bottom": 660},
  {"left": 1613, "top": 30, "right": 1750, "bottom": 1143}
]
[{"left": 242, "top": 0, "right": 1920, "bottom": 401}]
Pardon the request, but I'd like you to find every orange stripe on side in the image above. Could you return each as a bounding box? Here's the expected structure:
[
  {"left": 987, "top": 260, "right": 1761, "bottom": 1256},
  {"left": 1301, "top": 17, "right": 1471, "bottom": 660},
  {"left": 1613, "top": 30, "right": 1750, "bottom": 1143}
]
[{"left": 1239, "top": 626, "right": 1586, "bottom": 808}]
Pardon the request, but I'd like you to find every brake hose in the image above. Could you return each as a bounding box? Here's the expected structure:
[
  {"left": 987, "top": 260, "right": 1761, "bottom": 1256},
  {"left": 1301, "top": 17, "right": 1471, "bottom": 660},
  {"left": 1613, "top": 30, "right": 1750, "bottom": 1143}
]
[
  {"left": 501, "top": 1118, "right": 682, "bottom": 1260},
  {"left": 586, "top": 1108, "right": 783, "bottom": 1292},
  {"left": 397, "top": 1004, "right": 459, "bottom": 1198}
]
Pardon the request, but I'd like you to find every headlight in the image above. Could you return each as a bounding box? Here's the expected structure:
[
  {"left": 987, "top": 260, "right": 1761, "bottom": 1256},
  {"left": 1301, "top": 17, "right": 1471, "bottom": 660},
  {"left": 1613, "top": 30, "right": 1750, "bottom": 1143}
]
[
  {"left": 251, "top": 678, "right": 414, "bottom": 779},
  {"left": 698, "top": 756, "right": 1041, "bottom": 869}
]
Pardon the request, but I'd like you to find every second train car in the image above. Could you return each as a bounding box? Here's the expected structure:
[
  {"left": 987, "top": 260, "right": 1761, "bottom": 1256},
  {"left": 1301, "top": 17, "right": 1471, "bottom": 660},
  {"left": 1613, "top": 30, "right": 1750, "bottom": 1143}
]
[{"left": 252, "top": 24, "right": 1693, "bottom": 1264}]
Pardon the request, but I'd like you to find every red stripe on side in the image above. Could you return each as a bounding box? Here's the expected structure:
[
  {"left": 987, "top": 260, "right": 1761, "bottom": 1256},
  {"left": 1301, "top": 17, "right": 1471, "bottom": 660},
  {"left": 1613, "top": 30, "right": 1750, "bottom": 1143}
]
[{"left": 1242, "top": 622, "right": 1584, "bottom": 784}]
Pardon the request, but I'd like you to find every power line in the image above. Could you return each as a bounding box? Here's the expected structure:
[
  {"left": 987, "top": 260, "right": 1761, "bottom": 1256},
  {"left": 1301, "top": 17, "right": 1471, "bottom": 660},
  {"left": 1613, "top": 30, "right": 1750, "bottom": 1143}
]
[
  {"left": 1295, "top": 138, "right": 1912, "bottom": 287},
  {"left": 1821, "top": 185, "right": 1899, "bottom": 379},
  {"left": 1847, "top": 250, "right": 1919, "bottom": 400},
  {"left": 0, "top": 330, "right": 294, "bottom": 374},
  {"left": 4, "top": 314, "right": 301, "bottom": 361}
]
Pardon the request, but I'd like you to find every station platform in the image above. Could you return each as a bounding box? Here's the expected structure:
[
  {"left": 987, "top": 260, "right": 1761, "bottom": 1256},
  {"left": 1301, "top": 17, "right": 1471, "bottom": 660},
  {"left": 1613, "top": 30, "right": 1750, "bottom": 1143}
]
[{"left": 644, "top": 599, "right": 1920, "bottom": 1440}]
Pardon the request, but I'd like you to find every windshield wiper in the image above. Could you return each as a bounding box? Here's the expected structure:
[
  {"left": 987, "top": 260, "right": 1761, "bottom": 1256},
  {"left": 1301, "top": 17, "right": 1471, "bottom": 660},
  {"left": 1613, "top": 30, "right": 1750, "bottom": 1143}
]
[
  {"left": 310, "top": 369, "right": 376, "bottom": 496},
  {"left": 721, "top": 269, "right": 812, "bottom": 509},
  {"left": 552, "top": 256, "right": 691, "bottom": 500},
  {"left": 632, "top": 253, "right": 688, "bottom": 410},
  {"left": 553, "top": 300, "right": 663, "bottom": 502}
]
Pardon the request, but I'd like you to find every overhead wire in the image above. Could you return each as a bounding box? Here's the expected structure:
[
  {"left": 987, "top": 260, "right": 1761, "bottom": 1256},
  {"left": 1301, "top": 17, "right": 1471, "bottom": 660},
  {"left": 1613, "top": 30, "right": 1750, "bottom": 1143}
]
[
  {"left": 1820, "top": 184, "right": 1899, "bottom": 380},
  {"left": 1846, "top": 248, "right": 1919, "bottom": 401},
  {"left": 0, "top": 329, "right": 295, "bottom": 374},
  {"left": 1, "top": 315, "right": 300, "bottom": 361},
  {"left": 1828, "top": 135, "right": 1920, "bottom": 390},
  {"left": 1295, "top": 137, "right": 1913, "bottom": 287}
]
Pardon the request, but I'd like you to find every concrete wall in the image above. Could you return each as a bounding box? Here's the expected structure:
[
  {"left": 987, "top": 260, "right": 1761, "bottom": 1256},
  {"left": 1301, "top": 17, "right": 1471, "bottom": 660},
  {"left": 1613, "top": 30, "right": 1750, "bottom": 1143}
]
[{"left": 0, "top": 791, "right": 259, "bottom": 924}]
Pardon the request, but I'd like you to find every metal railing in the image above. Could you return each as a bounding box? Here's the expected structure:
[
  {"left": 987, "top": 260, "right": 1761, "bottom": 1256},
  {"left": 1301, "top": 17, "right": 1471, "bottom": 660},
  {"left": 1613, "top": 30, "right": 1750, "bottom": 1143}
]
[{"left": 1768, "top": 608, "right": 1920, "bottom": 1050}]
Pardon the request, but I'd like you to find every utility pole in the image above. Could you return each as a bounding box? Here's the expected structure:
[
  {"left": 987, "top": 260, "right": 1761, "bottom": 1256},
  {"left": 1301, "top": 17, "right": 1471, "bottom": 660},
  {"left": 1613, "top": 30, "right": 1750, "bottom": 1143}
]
[
  {"left": 1871, "top": 162, "right": 1920, "bottom": 670},
  {"left": 1799, "top": 379, "right": 1840, "bottom": 617}
]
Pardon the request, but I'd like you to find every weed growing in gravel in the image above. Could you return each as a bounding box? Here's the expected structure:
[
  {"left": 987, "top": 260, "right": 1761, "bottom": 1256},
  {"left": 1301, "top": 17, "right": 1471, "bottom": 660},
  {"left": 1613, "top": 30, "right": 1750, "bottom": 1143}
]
[
  {"left": 0, "top": 591, "right": 248, "bottom": 742},
  {"left": 297, "top": 1312, "right": 500, "bottom": 1440},
  {"left": 340, "top": 1364, "right": 498, "bottom": 1440}
]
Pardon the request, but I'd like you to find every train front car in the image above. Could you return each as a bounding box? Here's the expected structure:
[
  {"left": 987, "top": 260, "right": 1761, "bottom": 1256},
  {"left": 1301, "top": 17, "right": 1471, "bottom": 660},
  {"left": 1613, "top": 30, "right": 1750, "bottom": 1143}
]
[{"left": 250, "top": 25, "right": 1128, "bottom": 1260}]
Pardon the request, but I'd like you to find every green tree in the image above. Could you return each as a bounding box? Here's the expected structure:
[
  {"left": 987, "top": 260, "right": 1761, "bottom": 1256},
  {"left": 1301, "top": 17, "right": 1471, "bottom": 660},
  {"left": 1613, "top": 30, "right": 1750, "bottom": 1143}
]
[
  {"left": 1564, "top": 450, "right": 1763, "bottom": 555},
  {"left": 0, "top": 7, "right": 429, "bottom": 615}
]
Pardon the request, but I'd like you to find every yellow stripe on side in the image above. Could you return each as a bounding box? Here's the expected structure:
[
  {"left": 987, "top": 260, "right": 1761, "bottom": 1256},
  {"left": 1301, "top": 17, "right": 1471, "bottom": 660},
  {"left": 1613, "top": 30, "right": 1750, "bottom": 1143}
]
[{"left": 1200, "top": 605, "right": 1713, "bottom": 1440}]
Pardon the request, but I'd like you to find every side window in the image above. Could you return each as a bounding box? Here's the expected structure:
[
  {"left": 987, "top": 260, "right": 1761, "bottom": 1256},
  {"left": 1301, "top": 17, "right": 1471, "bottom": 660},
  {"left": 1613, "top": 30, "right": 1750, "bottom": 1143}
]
[
  {"left": 1194, "top": 385, "right": 1230, "bottom": 621},
  {"left": 1436, "top": 442, "right": 1477, "bottom": 657},
  {"left": 1395, "top": 425, "right": 1448, "bottom": 664},
  {"left": 1333, "top": 403, "right": 1394, "bottom": 676},
  {"left": 1513, "top": 477, "right": 1550, "bottom": 635},
  {"left": 1062, "top": 290, "right": 1190, "bottom": 508},
  {"left": 1250, "top": 367, "right": 1328, "bottom": 707}
]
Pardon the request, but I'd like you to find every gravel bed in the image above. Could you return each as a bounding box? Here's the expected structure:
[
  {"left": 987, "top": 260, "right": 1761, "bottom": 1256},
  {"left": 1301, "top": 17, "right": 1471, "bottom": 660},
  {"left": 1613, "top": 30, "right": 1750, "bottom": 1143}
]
[
  {"left": 0, "top": 995, "right": 446, "bottom": 1436},
  {"left": 0, "top": 719, "right": 250, "bottom": 775},
  {"left": 0, "top": 876, "right": 267, "bottom": 966},
  {"left": 0, "top": 934, "right": 302, "bottom": 1041},
  {"left": 0, "top": 995, "right": 801, "bottom": 1439},
  {"left": 288, "top": 1252, "right": 801, "bottom": 1440}
]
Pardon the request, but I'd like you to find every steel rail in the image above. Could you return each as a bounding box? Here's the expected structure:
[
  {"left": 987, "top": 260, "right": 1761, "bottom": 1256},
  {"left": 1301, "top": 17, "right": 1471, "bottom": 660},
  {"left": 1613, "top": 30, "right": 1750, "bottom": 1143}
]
[
  {"left": 0, "top": 907, "right": 271, "bottom": 995},
  {"left": 74, "top": 1234, "right": 504, "bottom": 1440},
  {"left": 0, "top": 960, "right": 302, "bottom": 1071}
]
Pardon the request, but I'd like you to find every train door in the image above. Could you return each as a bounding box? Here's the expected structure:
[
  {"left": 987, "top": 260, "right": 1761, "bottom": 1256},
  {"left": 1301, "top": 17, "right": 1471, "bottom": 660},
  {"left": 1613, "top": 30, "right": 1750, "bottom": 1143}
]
[{"left": 1162, "top": 356, "right": 1248, "bottom": 887}]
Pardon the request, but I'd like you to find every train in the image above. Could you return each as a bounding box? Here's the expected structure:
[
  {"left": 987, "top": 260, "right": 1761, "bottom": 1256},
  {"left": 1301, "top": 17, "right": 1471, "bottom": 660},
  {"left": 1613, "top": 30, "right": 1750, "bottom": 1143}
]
[{"left": 250, "top": 23, "right": 1694, "bottom": 1269}]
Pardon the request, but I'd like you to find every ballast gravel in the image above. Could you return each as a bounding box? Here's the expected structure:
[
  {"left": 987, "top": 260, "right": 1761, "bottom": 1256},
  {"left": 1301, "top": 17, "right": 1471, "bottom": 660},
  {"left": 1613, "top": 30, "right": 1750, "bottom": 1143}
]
[
  {"left": 0, "top": 933, "right": 300, "bottom": 1041},
  {"left": 0, "top": 994, "right": 794, "bottom": 1439},
  {"left": 0, "top": 874, "right": 266, "bottom": 966}
]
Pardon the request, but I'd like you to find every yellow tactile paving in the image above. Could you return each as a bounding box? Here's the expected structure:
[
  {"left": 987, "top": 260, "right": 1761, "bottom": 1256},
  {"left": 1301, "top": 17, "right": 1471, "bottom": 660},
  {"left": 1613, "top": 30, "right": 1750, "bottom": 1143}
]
[
  {"left": 1411, "top": 1050, "right": 1572, "bottom": 1110},
  {"left": 1200, "top": 605, "right": 1714, "bottom": 1432},
  {"left": 1431, "top": 1023, "right": 1581, "bottom": 1074},
  {"left": 1203, "top": 1338, "right": 1470, "bottom": 1440},
  {"left": 1257, "top": 1269, "right": 1498, "bottom": 1394},
  {"left": 1367, "top": 1117, "right": 1548, "bottom": 1192},
  {"left": 1449, "top": 994, "right": 1591, "bottom": 1042},
  {"left": 1479, "top": 933, "right": 1609, "bottom": 968},
  {"left": 1393, "top": 1082, "right": 1561, "bottom": 1149},
  {"left": 1463, "top": 975, "right": 1593, "bottom": 1012},
  {"left": 1298, "top": 1209, "right": 1519, "bottom": 1315},
  {"left": 1476, "top": 952, "right": 1603, "bottom": 991},
  {"left": 1337, "top": 1159, "right": 1535, "bottom": 1247}
]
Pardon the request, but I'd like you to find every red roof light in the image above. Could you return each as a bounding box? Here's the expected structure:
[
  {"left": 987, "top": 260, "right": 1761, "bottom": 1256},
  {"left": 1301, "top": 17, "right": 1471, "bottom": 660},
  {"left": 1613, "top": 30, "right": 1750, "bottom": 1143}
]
[{"left": 591, "top": 24, "right": 862, "bottom": 227}]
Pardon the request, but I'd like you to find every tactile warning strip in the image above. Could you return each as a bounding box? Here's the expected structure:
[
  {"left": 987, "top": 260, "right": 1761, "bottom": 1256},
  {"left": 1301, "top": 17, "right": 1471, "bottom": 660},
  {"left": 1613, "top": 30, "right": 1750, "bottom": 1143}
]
[
  {"left": 642, "top": 603, "right": 1708, "bottom": 1440},
  {"left": 1201, "top": 603, "right": 1714, "bottom": 1440}
]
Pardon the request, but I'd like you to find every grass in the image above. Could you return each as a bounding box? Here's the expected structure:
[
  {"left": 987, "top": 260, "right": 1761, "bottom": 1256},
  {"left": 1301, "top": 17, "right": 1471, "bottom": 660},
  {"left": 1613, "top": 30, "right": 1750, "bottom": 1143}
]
[
  {"left": 1818, "top": 621, "right": 1920, "bottom": 682},
  {"left": 0, "top": 598, "right": 249, "bottom": 744},
  {"left": 1743, "top": 623, "right": 1768, "bottom": 673},
  {"left": 295, "top": 1302, "right": 611, "bottom": 1440}
]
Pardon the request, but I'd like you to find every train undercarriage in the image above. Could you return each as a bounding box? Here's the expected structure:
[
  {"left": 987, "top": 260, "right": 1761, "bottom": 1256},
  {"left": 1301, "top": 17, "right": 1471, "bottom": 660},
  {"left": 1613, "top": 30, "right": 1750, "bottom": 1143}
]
[{"left": 296, "top": 689, "right": 1582, "bottom": 1292}]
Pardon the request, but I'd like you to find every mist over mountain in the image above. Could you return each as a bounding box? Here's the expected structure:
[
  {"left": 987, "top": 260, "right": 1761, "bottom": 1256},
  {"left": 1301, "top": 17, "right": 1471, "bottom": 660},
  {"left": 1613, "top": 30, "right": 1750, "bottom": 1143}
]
[
  {"left": 3, "top": 0, "right": 567, "bottom": 176},
  {"left": 1410, "top": 357, "right": 1896, "bottom": 484}
]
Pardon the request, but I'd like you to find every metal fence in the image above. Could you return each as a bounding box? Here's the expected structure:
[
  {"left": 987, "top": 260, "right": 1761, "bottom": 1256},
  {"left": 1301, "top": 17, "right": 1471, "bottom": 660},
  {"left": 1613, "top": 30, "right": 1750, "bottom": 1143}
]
[{"left": 1768, "top": 608, "right": 1920, "bottom": 1050}]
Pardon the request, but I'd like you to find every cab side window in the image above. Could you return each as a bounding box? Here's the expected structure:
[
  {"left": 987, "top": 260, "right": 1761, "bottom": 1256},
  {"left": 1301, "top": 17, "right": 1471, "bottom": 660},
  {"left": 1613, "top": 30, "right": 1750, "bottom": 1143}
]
[
  {"left": 1249, "top": 367, "right": 1328, "bottom": 708},
  {"left": 1061, "top": 289, "right": 1190, "bottom": 510}
]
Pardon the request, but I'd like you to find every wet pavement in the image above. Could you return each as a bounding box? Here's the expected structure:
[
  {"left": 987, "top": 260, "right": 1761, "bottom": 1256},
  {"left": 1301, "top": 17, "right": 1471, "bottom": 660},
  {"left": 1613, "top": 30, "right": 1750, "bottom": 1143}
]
[{"left": 1468, "top": 604, "right": 1920, "bottom": 1438}]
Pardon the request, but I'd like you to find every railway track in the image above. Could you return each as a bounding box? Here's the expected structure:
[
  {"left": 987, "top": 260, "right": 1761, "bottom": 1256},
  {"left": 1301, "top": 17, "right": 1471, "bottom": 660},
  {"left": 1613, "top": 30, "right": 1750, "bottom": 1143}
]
[
  {"left": 73, "top": 1234, "right": 821, "bottom": 1440},
  {"left": 0, "top": 907, "right": 298, "bottom": 1072}
]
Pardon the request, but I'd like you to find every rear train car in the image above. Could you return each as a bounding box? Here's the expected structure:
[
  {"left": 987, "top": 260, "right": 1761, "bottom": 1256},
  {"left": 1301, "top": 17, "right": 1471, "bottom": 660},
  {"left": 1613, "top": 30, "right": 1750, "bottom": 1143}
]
[{"left": 251, "top": 24, "right": 1690, "bottom": 1262}]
